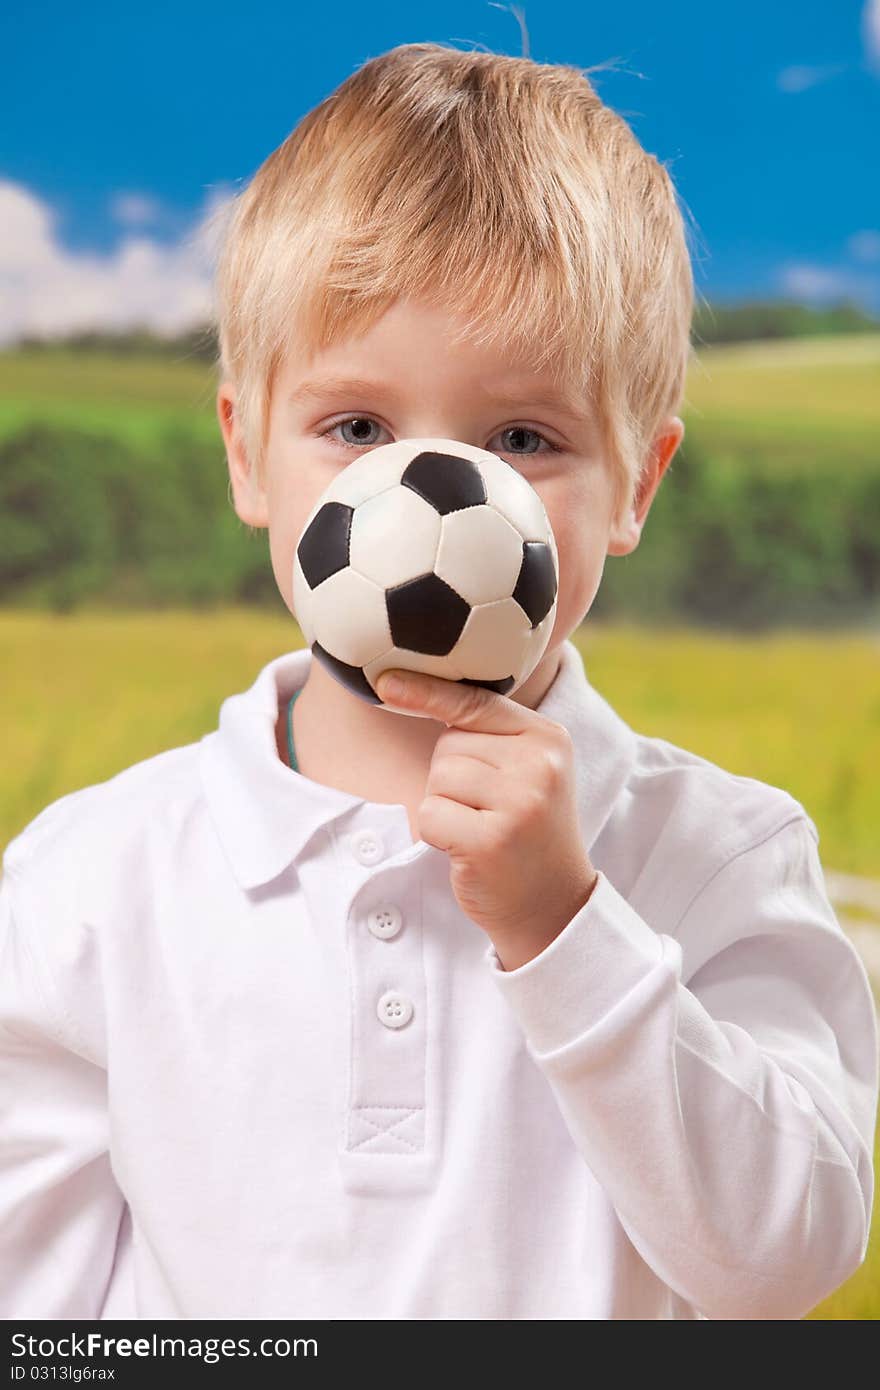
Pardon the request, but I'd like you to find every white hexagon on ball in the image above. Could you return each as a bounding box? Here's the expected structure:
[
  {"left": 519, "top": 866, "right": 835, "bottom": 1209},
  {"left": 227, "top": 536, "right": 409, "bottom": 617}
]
[
  {"left": 350, "top": 485, "right": 441, "bottom": 589},
  {"left": 451, "top": 597, "right": 535, "bottom": 681},
  {"left": 434, "top": 505, "right": 525, "bottom": 606},
  {"left": 320, "top": 439, "right": 417, "bottom": 509},
  {"left": 477, "top": 451, "right": 553, "bottom": 541},
  {"left": 308, "top": 568, "right": 390, "bottom": 668}
]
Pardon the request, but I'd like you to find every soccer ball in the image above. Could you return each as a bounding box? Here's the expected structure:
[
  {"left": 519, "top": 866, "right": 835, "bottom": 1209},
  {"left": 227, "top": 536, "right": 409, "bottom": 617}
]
[{"left": 292, "top": 437, "right": 559, "bottom": 708}]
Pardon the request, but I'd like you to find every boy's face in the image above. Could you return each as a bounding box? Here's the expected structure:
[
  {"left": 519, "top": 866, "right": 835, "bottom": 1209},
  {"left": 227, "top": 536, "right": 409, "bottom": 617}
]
[{"left": 219, "top": 296, "right": 682, "bottom": 701}]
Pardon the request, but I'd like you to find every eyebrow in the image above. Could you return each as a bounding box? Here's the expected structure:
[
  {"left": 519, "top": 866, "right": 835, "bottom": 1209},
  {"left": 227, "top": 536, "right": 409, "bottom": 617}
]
[{"left": 287, "top": 374, "right": 590, "bottom": 423}]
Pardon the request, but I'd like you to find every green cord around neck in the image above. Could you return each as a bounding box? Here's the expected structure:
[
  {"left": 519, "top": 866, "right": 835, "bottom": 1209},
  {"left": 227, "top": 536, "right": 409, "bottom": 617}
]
[{"left": 286, "top": 688, "right": 302, "bottom": 772}]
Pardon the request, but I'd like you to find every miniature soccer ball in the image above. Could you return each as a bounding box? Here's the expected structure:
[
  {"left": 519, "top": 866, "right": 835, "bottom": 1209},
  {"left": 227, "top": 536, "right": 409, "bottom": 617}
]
[{"left": 292, "top": 437, "right": 559, "bottom": 708}]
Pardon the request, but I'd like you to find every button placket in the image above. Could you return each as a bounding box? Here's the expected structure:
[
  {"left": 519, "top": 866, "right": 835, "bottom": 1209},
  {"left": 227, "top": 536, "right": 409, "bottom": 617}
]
[{"left": 342, "top": 857, "right": 429, "bottom": 1180}]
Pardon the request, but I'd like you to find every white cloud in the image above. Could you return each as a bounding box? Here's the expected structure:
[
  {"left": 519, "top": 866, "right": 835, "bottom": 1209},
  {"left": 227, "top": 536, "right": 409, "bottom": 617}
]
[
  {"left": 776, "top": 63, "right": 846, "bottom": 92},
  {"left": 847, "top": 229, "right": 880, "bottom": 262},
  {"left": 778, "top": 260, "right": 880, "bottom": 308},
  {"left": 0, "top": 179, "right": 237, "bottom": 347},
  {"left": 777, "top": 4, "right": 880, "bottom": 91},
  {"left": 109, "top": 192, "right": 165, "bottom": 227},
  {"left": 864, "top": 0, "right": 880, "bottom": 65}
]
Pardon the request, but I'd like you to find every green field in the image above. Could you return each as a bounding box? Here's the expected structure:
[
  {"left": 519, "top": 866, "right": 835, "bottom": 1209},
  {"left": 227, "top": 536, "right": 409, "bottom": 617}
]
[
  {"left": 1, "top": 332, "right": 879, "bottom": 469},
  {"left": 682, "top": 333, "right": 880, "bottom": 470}
]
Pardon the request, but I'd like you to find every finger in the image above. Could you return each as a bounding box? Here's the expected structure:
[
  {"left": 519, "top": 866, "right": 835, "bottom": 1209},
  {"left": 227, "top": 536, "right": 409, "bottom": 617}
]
[
  {"left": 376, "top": 668, "right": 532, "bottom": 735},
  {"left": 418, "top": 794, "right": 491, "bottom": 855},
  {"left": 433, "top": 727, "right": 509, "bottom": 770},
  {"left": 426, "top": 753, "right": 503, "bottom": 811}
]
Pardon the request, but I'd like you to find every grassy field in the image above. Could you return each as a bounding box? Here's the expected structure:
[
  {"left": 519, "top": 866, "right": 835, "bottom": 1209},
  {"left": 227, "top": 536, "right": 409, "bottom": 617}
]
[
  {"left": 682, "top": 333, "right": 880, "bottom": 471},
  {"left": 0, "top": 349, "right": 218, "bottom": 449},
  {"left": 1, "top": 332, "right": 879, "bottom": 470},
  {"left": 4, "top": 610, "right": 877, "bottom": 875}
]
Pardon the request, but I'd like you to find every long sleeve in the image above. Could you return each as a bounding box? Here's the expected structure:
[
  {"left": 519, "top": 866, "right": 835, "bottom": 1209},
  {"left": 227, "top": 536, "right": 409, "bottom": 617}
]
[
  {"left": 484, "top": 813, "right": 879, "bottom": 1320},
  {"left": 0, "top": 863, "right": 127, "bottom": 1319}
]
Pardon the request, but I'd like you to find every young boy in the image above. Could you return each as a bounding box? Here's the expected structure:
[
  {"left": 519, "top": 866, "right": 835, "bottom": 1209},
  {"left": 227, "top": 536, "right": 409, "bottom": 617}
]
[{"left": 1, "top": 43, "right": 877, "bottom": 1322}]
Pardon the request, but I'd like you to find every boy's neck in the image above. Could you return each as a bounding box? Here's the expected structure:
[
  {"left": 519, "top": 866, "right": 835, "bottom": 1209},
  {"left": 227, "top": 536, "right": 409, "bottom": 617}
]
[{"left": 275, "top": 644, "right": 564, "bottom": 801}]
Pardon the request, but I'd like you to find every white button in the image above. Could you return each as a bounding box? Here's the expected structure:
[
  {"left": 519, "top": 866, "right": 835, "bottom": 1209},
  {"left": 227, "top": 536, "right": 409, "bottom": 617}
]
[
  {"left": 367, "top": 905, "right": 403, "bottom": 940},
  {"left": 376, "top": 990, "right": 413, "bottom": 1029},
  {"left": 351, "top": 829, "right": 385, "bottom": 865}
]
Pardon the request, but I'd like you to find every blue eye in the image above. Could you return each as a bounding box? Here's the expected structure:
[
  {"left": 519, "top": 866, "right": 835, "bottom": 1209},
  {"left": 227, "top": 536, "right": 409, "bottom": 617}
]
[
  {"left": 490, "top": 426, "right": 558, "bottom": 456},
  {"left": 320, "top": 417, "right": 389, "bottom": 449}
]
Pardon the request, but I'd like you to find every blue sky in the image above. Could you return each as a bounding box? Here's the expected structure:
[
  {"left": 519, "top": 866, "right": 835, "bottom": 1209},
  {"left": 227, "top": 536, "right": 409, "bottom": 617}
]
[{"left": 1, "top": 0, "right": 878, "bottom": 344}]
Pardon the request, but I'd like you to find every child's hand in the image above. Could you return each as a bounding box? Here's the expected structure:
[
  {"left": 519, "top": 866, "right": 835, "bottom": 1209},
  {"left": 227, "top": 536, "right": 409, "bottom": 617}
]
[{"left": 374, "top": 668, "right": 599, "bottom": 969}]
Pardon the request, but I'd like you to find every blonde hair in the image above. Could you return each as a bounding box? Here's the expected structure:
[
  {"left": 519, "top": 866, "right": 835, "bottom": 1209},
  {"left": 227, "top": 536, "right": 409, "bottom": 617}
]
[{"left": 212, "top": 42, "right": 695, "bottom": 527}]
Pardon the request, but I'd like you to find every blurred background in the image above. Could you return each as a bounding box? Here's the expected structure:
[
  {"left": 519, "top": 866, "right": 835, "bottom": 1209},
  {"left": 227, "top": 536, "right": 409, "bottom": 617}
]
[{"left": 1, "top": 0, "right": 878, "bottom": 1318}]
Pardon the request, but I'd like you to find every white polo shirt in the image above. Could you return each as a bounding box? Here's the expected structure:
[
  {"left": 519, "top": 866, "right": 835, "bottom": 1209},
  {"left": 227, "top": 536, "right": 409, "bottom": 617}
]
[{"left": 1, "top": 637, "right": 876, "bottom": 1321}]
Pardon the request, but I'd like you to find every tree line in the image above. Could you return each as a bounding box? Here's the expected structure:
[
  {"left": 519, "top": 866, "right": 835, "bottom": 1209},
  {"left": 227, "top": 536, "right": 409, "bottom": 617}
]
[{"left": 1, "top": 422, "right": 877, "bottom": 630}]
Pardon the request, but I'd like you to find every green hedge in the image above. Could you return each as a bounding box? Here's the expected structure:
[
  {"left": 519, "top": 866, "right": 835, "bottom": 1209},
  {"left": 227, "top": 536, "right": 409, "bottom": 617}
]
[
  {"left": 1, "top": 422, "right": 877, "bottom": 629},
  {"left": 594, "top": 441, "right": 880, "bottom": 628}
]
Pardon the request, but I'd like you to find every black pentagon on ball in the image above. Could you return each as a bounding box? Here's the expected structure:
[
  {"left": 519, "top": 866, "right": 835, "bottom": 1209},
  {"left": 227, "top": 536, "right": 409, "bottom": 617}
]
[
  {"left": 311, "top": 642, "right": 382, "bottom": 705},
  {"left": 387, "top": 572, "right": 471, "bottom": 655},
  {"left": 460, "top": 674, "right": 516, "bottom": 695},
  {"left": 297, "top": 501, "right": 353, "bottom": 588},
  {"left": 401, "top": 451, "right": 487, "bottom": 514},
  {"left": 512, "top": 541, "right": 557, "bottom": 628}
]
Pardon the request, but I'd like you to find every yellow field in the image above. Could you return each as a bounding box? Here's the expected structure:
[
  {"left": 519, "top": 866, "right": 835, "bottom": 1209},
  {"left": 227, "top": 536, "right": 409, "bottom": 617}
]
[
  {"left": 3, "top": 608, "right": 876, "bottom": 874},
  {"left": 1, "top": 607, "right": 878, "bottom": 1319}
]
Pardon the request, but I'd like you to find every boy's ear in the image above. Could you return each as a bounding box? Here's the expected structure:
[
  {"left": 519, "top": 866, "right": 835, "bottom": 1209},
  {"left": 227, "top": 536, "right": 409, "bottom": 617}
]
[
  {"left": 216, "top": 383, "right": 270, "bottom": 528},
  {"left": 607, "top": 416, "right": 684, "bottom": 557}
]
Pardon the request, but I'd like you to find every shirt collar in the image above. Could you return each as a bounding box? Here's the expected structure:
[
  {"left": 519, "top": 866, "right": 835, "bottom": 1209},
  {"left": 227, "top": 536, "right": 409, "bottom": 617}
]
[{"left": 199, "top": 636, "right": 638, "bottom": 891}]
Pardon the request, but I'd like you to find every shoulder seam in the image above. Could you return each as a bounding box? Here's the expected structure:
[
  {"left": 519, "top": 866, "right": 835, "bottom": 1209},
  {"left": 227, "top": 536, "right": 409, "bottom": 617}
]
[
  {"left": 631, "top": 742, "right": 801, "bottom": 801},
  {"left": 1, "top": 863, "right": 88, "bottom": 1054},
  {"left": 672, "top": 811, "right": 813, "bottom": 936}
]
